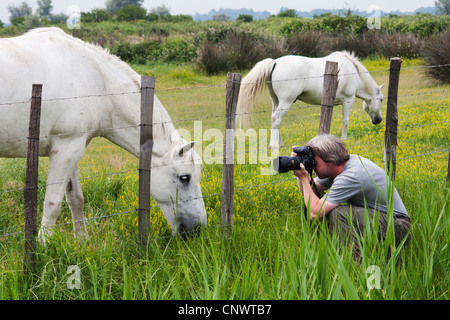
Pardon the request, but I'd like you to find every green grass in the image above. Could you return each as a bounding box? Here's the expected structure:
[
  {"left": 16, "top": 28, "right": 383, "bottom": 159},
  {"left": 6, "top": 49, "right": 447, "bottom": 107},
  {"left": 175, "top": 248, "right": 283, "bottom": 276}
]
[{"left": 0, "top": 57, "right": 449, "bottom": 300}]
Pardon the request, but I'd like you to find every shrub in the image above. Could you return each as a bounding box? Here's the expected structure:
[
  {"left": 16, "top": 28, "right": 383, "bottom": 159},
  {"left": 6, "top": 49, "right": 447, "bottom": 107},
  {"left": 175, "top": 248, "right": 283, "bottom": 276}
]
[
  {"left": 278, "top": 9, "right": 297, "bottom": 18},
  {"left": 160, "top": 37, "right": 196, "bottom": 63},
  {"left": 279, "top": 17, "right": 312, "bottom": 36},
  {"left": 318, "top": 12, "right": 367, "bottom": 35},
  {"left": 110, "top": 40, "right": 162, "bottom": 64},
  {"left": 110, "top": 41, "right": 135, "bottom": 61},
  {"left": 196, "top": 29, "right": 286, "bottom": 74},
  {"left": 377, "top": 32, "right": 424, "bottom": 59},
  {"left": 81, "top": 9, "right": 113, "bottom": 23},
  {"left": 280, "top": 13, "right": 367, "bottom": 36},
  {"left": 131, "top": 40, "right": 162, "bottom": 63},
  {"left": 328, "top": 32, "right": 382, "bottom": 59},
  {"left": 286, "top": 30, "right": 328, "bottom": 57},
  {"left": 116, "top": 5, "right": 147, "bottom": 21},
  {"left": 237, "top": 14, "right": 253, "bottom": 23},
  {"left": 381, "top": 14, "right": 449, "bottom": 37},
  {"left": 422, "top": 30, "right": 450, "bottom": 83}
]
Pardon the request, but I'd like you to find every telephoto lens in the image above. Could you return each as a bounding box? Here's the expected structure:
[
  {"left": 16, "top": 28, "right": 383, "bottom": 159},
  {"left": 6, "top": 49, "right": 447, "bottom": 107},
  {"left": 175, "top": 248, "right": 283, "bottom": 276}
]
[{"left": 273, "top": 146, "right": 315, "bottom": 174}]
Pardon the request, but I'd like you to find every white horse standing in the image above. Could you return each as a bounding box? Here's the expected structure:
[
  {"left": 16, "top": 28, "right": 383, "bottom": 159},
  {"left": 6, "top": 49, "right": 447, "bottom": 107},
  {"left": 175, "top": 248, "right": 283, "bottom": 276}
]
[
  {"left": 237, "top": 51, "right": 384, "bottom": 149},
  {"left": 0, "top": 28, "right": 207, "bottom": 241}
]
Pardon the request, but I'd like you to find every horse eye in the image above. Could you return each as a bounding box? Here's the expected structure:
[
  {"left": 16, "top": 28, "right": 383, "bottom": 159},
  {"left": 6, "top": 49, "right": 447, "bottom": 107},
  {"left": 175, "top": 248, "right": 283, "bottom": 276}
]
[{"left": 179, "top": 175, "right": 190, "bottom": 183}]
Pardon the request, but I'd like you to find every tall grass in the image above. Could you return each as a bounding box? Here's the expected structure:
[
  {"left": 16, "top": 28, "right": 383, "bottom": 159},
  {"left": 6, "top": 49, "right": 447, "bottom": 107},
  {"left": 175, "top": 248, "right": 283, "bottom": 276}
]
[
  {"left": 1, "top": 187, "right": 447, "bottom": 300},
  {"left": 0, "top": 59, "right": 449, "bottom": 300}
]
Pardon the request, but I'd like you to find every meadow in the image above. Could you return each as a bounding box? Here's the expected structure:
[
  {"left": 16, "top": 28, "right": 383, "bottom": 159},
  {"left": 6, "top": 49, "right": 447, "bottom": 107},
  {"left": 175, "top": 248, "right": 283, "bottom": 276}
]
[{"left": 0, "top": 57, "right": 449, "bottom": 300}]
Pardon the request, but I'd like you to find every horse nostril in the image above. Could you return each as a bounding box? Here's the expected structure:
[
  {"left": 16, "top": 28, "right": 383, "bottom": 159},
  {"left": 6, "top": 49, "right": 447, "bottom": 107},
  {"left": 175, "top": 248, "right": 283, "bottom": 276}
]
[
  {"left": 372, "top": 117, "right": 382, "bottom": 125},
  {"left": 178, "top": 222, "right": 202, "bottom": 240}
]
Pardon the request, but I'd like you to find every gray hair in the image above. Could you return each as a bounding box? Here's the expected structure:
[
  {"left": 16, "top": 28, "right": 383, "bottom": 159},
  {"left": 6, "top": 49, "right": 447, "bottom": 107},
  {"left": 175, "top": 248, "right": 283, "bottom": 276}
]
[{"left": 305, "top": 134, "right": 349, "bottom": 165}]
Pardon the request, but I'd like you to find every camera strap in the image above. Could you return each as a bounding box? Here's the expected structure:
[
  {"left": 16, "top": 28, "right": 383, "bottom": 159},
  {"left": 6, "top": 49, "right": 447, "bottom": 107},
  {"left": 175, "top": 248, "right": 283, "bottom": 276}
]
[{"left": 310, "top": 173, "right": 321, "bottom": 198}]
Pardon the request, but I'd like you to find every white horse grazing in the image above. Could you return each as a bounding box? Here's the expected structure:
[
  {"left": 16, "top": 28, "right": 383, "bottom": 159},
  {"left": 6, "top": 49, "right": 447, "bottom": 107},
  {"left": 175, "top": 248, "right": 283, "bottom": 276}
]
[
  {"left": 0, "top": 28, "right": 207, "bottom": 241},
  {"left": 237, "top": 51, "right": 384, "bottom": 149}
]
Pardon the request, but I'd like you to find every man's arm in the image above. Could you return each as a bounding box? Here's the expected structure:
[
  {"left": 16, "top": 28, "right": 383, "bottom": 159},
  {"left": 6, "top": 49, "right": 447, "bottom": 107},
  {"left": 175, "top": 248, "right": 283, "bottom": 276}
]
[{"left": 294, "top": 165, "right": 338, "bottom": 220}]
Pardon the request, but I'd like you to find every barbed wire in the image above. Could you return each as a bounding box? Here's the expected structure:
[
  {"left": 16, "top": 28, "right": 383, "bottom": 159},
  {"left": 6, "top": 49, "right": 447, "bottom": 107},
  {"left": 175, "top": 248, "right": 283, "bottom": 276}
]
[
  {"left": 3, "top": 83, "right": 448, "bottom": 141},
  {"left": 1, "top": 62, "right": 448, "bottom": 108},
  {"left": 0, "top": 62, "right": 449, "bottom": 243},
  {"left": 0, "top": 115, "right": 448, "bottom": 197},
  {"left": 1, "top": 154, "right": 448, "bottom": 241},
  {"left": 1, "top": 86, "right": 448, "bottom": 146},
  {"left": 0, "top": 90, "right": 141, "bottom": 107}
]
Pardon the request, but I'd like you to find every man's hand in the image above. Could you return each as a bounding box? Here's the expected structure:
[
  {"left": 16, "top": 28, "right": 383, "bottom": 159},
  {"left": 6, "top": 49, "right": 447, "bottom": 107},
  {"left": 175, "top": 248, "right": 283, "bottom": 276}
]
[
  {"left": 293, "top": 163, "right": 310, "bottom": 181},
  {"left": 291, "top": 146, "right": 310, "bottom": 181}
]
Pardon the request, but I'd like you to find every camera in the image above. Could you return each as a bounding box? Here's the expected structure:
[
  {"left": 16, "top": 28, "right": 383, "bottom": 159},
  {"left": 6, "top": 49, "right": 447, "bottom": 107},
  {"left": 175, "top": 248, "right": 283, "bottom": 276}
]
[{"left": 273, "top": 146, "right": 315, "bottom": 174}]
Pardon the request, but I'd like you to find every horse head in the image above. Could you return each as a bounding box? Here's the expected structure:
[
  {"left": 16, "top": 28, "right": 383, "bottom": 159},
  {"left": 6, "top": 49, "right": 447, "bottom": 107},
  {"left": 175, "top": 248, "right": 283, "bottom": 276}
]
[
  {"left": 151, "top": 139, "right": 207, "bottom": 239},
  {"left": 363, "top": 84, "right": 384, "bottom": 125}
]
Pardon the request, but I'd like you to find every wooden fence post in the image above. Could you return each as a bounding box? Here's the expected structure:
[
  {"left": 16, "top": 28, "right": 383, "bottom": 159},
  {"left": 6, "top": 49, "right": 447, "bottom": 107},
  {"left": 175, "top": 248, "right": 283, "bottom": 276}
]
[
  {"left": 221, "top": 72, "right": 242, "bottom": 236},
  {"left": 24, "top": 84, "right": 43, "bottom": 274},
  {"left": 138, "top": 76, "right": 155, "bottom": 244},
  {"left": 318, "top": 61, "right": 339, "bottom": 135},
  {"left": 447, "top": 148, "right": 450, "bottom": 183},
  {"left": 384, "top": 57, "right": 402, "bottom": 180}
]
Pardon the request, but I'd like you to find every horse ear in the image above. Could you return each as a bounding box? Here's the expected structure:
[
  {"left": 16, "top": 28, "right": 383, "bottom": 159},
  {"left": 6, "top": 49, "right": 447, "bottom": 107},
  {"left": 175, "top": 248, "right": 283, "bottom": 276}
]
[
  {"left": 178, "top": 141, "right": 196, "bottom": 157},
  {"left": 378, "top": 83, "right": 385, "bottom": 91}
]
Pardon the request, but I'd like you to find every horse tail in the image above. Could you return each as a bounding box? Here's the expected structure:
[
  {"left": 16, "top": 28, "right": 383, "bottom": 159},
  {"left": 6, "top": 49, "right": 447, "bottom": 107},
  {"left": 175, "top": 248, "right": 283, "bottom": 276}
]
[{"left": 237, "top": 58, "right": 276, "bottom": 128}]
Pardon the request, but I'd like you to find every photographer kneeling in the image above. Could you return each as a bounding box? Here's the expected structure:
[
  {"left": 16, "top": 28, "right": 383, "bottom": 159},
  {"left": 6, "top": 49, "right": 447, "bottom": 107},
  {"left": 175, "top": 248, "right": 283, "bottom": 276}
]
[{"left": 292, "top": 134, "right": 411, "bottom": 257}]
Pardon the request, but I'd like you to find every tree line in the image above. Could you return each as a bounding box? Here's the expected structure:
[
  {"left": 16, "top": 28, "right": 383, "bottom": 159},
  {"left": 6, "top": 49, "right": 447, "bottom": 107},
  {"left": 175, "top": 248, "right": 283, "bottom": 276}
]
[{"left": 2, "top": 0, "right": 449, "bottom": 28}]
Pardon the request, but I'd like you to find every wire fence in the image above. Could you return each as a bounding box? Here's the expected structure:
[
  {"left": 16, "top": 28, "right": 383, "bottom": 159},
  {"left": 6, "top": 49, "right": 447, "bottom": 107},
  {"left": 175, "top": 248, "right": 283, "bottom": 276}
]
[{"left": 0, "top": 61, "right": 449, "bottom": 244}]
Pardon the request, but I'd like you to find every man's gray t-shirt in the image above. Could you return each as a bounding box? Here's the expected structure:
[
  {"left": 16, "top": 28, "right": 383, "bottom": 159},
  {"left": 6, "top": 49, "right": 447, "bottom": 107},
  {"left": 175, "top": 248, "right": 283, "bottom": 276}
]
[{"left": 316, "top": 155, "right": 409, "bottom": 218}]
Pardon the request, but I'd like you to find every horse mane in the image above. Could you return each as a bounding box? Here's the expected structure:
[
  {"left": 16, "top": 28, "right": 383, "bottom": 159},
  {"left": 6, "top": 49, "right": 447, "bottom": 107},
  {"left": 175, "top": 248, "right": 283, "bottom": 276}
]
[
  {"left": 332, "top": 50, "right": 376, "bottom": 94},
  {"left": 330, "top": 51, "right": 361, "bottom": 72},
  {"left": 154, "top": 104, "right": 201, "bottom": 172}
]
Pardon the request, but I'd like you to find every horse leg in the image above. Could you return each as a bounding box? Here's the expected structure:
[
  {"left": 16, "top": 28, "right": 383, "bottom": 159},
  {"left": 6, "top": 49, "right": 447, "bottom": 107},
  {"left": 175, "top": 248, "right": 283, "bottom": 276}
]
[
  {"left": 38, "top": 138, "right": 86, "bottom": 242},
  {"left": 341, "top": 98, "right": 355, "bottom": 140},
  {"left": 65, "top": 167, "right": 87, "bottom": 240},
  {"left": 270, "top": 100, "right": 292, "bottom": 149}
]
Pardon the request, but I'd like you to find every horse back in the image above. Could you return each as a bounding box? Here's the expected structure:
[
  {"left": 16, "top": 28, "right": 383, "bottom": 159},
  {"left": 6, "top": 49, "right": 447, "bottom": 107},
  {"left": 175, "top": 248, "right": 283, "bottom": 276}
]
[{"left": 0, "top": 28, "right": 139, "bottom": 158}]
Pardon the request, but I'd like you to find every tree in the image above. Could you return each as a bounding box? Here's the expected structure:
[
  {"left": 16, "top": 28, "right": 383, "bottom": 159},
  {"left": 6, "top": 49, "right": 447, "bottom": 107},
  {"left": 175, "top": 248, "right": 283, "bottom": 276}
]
[
  {"left": 237, "top": 14, "right": 253, "bottom": 23},
  {"left": 23, "top": 14, "right": 43, "bottom": 30},
  {"left": 105, "top": 0, "right": 143, "bottom": 12},
  {"left": 150, "top": 5, "right": 171, "bottom": 19},
  {"left": 8, "top": 2, "right": 32, "bottom": 19},
  {"left": 81, "top": 9, "right": 113, "bottom": 23},
  {"left": 213, "top": 13, "right": 230, "bottom": 21},
  {"left": 116, "top": 5, "right": 147, "bottom": 21},
  {"left": 37, "top": 0, "right": 53, "bottom": 19},
  {"left": 435, "top": 0, "right": 450, "bottom": 14},
  {"left": 277, "top": 9, "right": 298, "bottom": 18}
]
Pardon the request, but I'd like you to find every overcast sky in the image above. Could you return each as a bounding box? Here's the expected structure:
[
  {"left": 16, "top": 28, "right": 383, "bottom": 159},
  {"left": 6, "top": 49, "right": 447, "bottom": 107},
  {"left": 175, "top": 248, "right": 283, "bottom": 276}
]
[{"left": 1, "top": 0, "right": 437, "bottom": 24}]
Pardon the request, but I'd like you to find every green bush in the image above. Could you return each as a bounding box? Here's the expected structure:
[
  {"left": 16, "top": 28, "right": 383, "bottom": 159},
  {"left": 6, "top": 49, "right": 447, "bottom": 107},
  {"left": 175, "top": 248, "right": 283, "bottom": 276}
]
[
  {"left": 110, "top": 40, "right": 163, "bottom": 64},
  {"left": 110, "top": 41, "right": 135, "bottom": 61},
  {"left": 116, "top": 5, "right": 147, "bottom": 21},
  {"left": 381, "top": 14, "right": 449, "bottom": 37},
  {"left": 318, "top": 12, "right": 367, "bottom": 35},
  {"left": 237, "top": 14, "right": 253, "bottom": 23},
  {"left": 280, "top": 13, "right": 449, "bottom": 37},
  {"left": 280, "top": 13, "right": 367, "bottom": 36},
  {"left": 81, "top": 9, "right": 113, "bottom": 23},
  {"left": 160, "top": 37, "right": 196, "bottom": 63}
]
